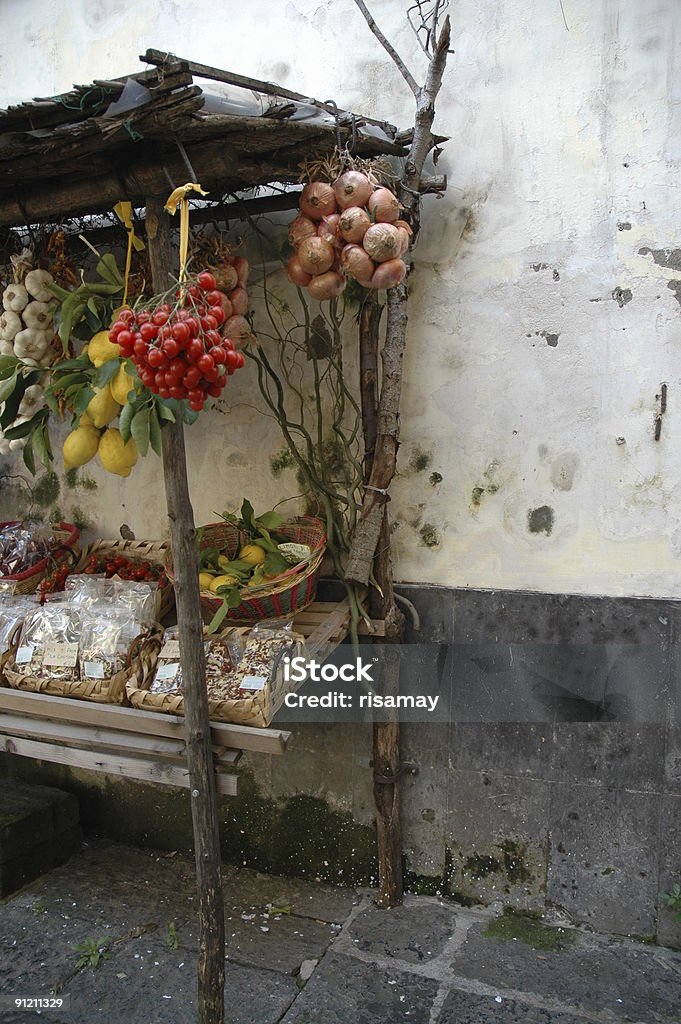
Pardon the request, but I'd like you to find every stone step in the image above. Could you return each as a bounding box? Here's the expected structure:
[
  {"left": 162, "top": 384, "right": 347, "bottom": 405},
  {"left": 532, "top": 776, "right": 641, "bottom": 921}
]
[{"left": 0, "top": 781, "right": 81, "bottom": 897}]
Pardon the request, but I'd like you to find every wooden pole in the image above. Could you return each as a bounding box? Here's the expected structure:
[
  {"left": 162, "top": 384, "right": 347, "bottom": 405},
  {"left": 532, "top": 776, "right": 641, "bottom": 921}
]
[{"left": 145, "top": 195, "right": 225, "bottom": 1024}]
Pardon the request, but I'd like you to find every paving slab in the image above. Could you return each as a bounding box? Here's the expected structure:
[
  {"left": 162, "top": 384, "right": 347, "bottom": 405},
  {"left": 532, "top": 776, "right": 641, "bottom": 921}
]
[
  {"left": 439, "top": 989, "right": 604, "bottom": 1024},
  {"left": 221, "top": 864, "right": 359, "bottom": 924},
  {"left": 280, "top": 951, "right": 439, "bottom": 1023},
  {"left": 346, "top": 897, "right": 457, "bottom": 964},
  {"left": 452, "top": 920, "right": 681, "bottom": 1022},
  {"left": 62, "top": 934, "right": 297, "bottom": 1024}
]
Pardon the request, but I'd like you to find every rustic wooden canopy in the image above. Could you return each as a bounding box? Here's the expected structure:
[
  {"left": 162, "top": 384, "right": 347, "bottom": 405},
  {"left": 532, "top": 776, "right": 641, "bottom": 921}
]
[{"left": 0, "top": 49, "right": 408, "bottom": 228}]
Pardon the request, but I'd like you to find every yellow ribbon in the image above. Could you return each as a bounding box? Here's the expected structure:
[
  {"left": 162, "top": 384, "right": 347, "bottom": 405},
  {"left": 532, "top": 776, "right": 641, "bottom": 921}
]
[
  {"left": 113, "top": 201, "right": 145, "bottom": 308},
  {"left": 164, "top": 182, "right": 209, "bottom": 283}
]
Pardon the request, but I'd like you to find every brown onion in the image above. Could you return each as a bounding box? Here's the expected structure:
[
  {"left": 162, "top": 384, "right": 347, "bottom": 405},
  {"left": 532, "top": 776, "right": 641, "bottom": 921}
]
[
  {"left": 368, "top": 187, "right": 400, "bottom": 223},
  {"left": 219, "top": 294, "right": 234, "bottom": 320},
  {"left": 297, "top": 236, "right": 335, "bottom": 276},
  {"left": 286, "top": 253, "right": 312, "bottom": 287},
  {"left": 307, "top": 271, "right": 346, "bottom": 301},
  {"left": 224, "top": 314, "right": 252, "bottom": 347},
  {"left": 394, "top": 219, "right": 413, "bottom": 236},
  {"left": 333, "top": 170, "right": 373, "bottom": 210},
  {"left": 233, "top": 255, "right": 250, "bottom": 287},
  {"left": 340, "top": 244, "right": 375, "bottom": 284},
  {"left": 299, "top": 181, "right": 337, "bottom": 221},
  {"left": 370, "top": 258, "right": 406, "bottom": 290},
  {"left": 213, "top": 264, "right": 238, "bottom": 292},
  {"left": 317, "top": 214, "right": 343, "bottom": 250},
  {"left": 395, "top": 228, "right": 410, "bottom": 257},
  {"left": 229, "top": 286, "right": 249, "bottom": 316},
  {"left": 288, "top": 215, "right": 317, "bottom": 248},
  {"left": 362, "top": 223, "right": 401, "bottom": 263},
  {"left": 339, "top": 206, "right": 371, "bottom": 244}
]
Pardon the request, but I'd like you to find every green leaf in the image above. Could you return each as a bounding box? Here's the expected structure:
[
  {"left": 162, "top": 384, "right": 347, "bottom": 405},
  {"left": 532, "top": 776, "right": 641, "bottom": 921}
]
[
  {"left": 59, "top": 299, "right": 86, "bottom": 348},
  {"left": 94, "top": 359, "right": 120, "bottom": 388},
  {"left": 84, "top": 305, "right": 101, "bottom": 333},
  {"left": 86, "top": 296, "right": 99, "bottom": 315},
  {"left": 0, "top": 355, "right": 19, "bottom": 379},
  {"left": 181, "top": 405, "right": 199, "bottom": 426},
  {"left": 256, "top": 510, "right": 286, "bottom": 531},
  {"left": 0, "top": 376, "right": 26, "bottom": 428},
  {"left": 0, "top": 372, "right": 18, "bottom": 404},
  {"left": 206, "top": 599, "right": 232, "bottom": 635},
  {"left": 149, "top": 406, "right": 162, "bottom": 456},
  {"left": 34, "top": 423, "right": 52, "bottom": 469},
  {"left": 50, "top": 354, "right": 92, "bottom": 372},
  {"left": 96, "top": 253, "right": 124, "bottom": 287},
  {"left": 240, "top": 499, "right": 256, "bottom": 534},
  {"left": 253, "top": 527, "right": 279, "bottom": 554},
  {"left": 263, "top": 550, "right": 290, "bottom": 578},
  {"left": 85, "top": 282, "right": 124, "bottom": 296},
  {"left": 4, "top": 409, "right": 45, "bottom": 440},
  {"left": 119, "top": 401, "right": 136, "bottom": 443},
  {"left": 45, "top": 392, "right": 60, "bottom": 414},
  {"left": 47, "top": 281, "right": 72, "bottom": 302},
  {"left": 49, "top": 371, "right": 89, "bottom": 393},
  {"left": 155, "top": 400, "right": 176, "bottom": 423},
  {"left": 72, "top": 385, "right": 94, "bottom": 418},
  {"left": 22, "top": 436, "right": 35, "bottom": 475},
  {"left": 130, "top": 408, "right": 150, "bottom": 457}
]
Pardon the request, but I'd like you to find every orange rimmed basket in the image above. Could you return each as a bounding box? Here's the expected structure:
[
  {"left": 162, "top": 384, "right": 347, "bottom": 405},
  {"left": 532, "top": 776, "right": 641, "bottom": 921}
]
[
  {"left": 165, "top": 516, "right": 327, "bottom": 624},
  {"left": 0, "top": 521, "right": 80, "bottom": 596}
]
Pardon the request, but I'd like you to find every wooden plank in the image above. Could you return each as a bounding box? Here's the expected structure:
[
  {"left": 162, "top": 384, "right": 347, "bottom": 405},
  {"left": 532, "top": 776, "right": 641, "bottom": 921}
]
[
  {"left": 0, "top": 688, "right": 291, "bottom": 754},
  {"left": 0, "top": 734, "right": 237, "bottom": 796},
  {"left": 0, "top": 713, "right": 240, "bottom": 767}
]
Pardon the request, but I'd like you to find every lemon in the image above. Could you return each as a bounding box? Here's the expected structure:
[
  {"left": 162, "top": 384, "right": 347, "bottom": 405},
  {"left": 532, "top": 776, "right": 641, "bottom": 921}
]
[
  {"left": 62, "top": 424, "right": 100, "bottom": 470},
  {"left": 79, "top": 411, "right": 94, "bottom": 428},
  {"left": 110, "top": 363, "right": 138, "bottom": 406},
  {"left": 238, "top": 544, "right": 267, "bottom": 566},
  {"left": 210, "top": 574, "right": 240, "bottom": 592},
  {"left": 87, "top": 384, "right": 121, "bottom": 429},
  {"left": 199, "top": 572, "right": 216, "bottom": 590},
  {"left": 98, "top": 427, "right": 138, "bottom": 477},
  {"left": 88, "top": 330, "right": 120, "bottom": 368}
]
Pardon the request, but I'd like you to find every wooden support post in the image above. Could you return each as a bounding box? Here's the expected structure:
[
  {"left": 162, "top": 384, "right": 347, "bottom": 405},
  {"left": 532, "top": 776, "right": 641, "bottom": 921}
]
[{"left": 145, "top": 195, "right": 225, "bottom": 1024}]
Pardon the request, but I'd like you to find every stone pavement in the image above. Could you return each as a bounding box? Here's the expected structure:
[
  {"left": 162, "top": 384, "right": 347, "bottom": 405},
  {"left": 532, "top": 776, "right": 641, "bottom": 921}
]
[{"left": 0, "top": 839, "right": 679, "bottom": 1023}]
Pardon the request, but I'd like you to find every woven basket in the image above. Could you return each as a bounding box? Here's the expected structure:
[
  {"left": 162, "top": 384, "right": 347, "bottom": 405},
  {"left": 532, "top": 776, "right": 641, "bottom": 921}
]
[
  {"left": 126, "top": 626, "right": 305, "bottom": 727},
  {"left": 72, "top": 539, "right": 174, "bottom": 620},
  {"left": 0, "top": 521, "right": 80, "bottom": 596},
  {"left": 4, "top": 625, "right": 162, "bottom": 705},
  {"left": 165, "top": 516, "right": 326, "bottom": 624}
]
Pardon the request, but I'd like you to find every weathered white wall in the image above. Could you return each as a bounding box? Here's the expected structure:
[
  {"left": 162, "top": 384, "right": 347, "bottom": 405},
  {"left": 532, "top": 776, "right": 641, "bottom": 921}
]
[{"left": 2, "top": 0, "right": 681, "bottom": 598}]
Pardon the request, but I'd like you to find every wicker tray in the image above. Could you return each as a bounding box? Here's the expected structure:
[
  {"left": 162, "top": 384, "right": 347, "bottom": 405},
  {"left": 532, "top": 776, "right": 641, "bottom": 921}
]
[
  {"left": 166, "top": 516, "right": 326, "bottom": 624},
  {"left": 0, "top": 521, "right": 80, "bottom": 596},
  {"left": 4, "top": 626, "right": 162, "bottom": 706},
  {"left": 72, "top": 539, "right": 174, "bottom": 620},
  {"left": 125, "top": 626, "right": 306, "bottom": 728}
]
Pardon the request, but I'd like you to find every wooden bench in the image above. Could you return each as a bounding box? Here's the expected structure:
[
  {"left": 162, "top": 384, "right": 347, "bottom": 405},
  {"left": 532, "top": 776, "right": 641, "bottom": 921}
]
[{"left": 0, "top": 600, "right": 383, "bottom": 796}]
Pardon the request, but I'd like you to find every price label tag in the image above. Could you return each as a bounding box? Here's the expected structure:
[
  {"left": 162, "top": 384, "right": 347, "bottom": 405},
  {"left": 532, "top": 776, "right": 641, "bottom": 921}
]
[
  {"left": 42, "top": 642, "right": 79, "bottom": 668},
  {"left": 156, "top": 663, "right": 179, "bottom": 681},
  {"left": 83, "top": 661, "right": 106, "bottom": 679},
  {"left": 160, "top": 640, "right": 181, "bottom": 659},
  {"left": 240, "top": 674, "right": 266, "bottom": 692},
  {"left": 15, "top": 645, "right": 34, "bottom": 664}
]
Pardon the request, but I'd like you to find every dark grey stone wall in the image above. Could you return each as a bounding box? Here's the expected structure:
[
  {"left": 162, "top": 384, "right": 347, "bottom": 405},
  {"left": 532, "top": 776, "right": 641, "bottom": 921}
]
[{"left": 397, "top": 585, "right": 681, "bottom": 946}]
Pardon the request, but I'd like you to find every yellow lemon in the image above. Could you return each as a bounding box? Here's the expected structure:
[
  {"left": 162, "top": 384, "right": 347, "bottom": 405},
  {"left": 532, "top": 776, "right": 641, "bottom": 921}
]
[
  {"left": 86, "top": 384, "right": 121, "bottom": 429},
  {"left": 199, "top": 572, "right": 216, "bottom": 590},
  {"left": 79, "top": 411, "right": 94, "bottom": 428},
  {"left": 62, "top": 425, "right": 100, "bottom": 470},
  {"left": 98, "top": 428, "right": 137, "bottom": 477},
  {"left": 238, "top": 544, "right": 266, "bottom": 566},
  {"left": 110, "top": 364, "right": 138, "bottom": 406},
  {"left": 210, "top": 574, "right": 240, "bottom": 592},
  {"left": 87, "top": 330, "right": 120, "bottom": 368}
]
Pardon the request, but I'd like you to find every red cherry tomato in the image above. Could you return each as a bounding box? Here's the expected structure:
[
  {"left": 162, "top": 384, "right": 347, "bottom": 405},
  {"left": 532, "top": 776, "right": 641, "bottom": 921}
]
[
  {"left": 202, "top": 365, "right": 220, "bottom": 383},
  {"left": 197, "top": 353, "right": 215, "bottom": 374},
  {"left": 154, "top": 370, "right": 167, "bottom": 389},
  {"left": 225, "top": 349, "right": 240, "bottom": 369},
  {"left": 183, "top": 366, "right": 202, "bottom": 388},
  {"left": 189, "top": 399, "right": 205, "bottom": 411},
  {"left": 204, "top": 329, "right": 222, "bottom": 348},
  {"left": 162, "top": 338, "right": 180, "bottom": 359},
  {"left": 152, "top": 310, "right": 169, "bottom": 326},
  {"left": 187, "top": 388, "right": 204, "bottom": 403},
  {"left": 210, "top": 306, "right": 226, "bottom": 326},
  {"left": 207, "top": 383, "right": 224, "bottom": 397},
  {"left": 171, "top": 322, "right": 191, "bottom": 344},
  {"left": 147, "top": 347, "right": 165, "bottom": 368},
  {"left": 211, "top": 346, "right": 227, "bottom": 365},
  {"left": 133, "top": 338, "right": 149, "bottom": 358},
  {"left": 169, "top": 385, "right": 187, "bottom": 400},
  {"left": 157, "top": 386, "right": 171, "bottom": 399},
  {"left": 200, "top": 314, "right": 218, "bottom": 332},
  {"left": 168, "top": 358, "right": 186, "bottom": 379},
  {"left": 234, "top": 352, "right": 245, "bottom": 368},
  {"left": 116, "top": 329, "right": 134, "bottom": 348},
  {"left": 197, "top": 271, "right": 217, "bottom": 292},
  {"left": 140, "top": 322, "right": 158, "bottom": 342},
  {"left": 184, "top": 317, "right": 199, "bottom": 335},
  {"left": 204, "top": 290, "right": 223, "bottom": 307},
  {"left": 186, "top": 284, "right": 201, "bottom": 299},
  {"left": 186, "top": 338, "right": 204, "bottom": 363},
  {"left": 119, "top": 308, "right": 135, "bottom": 323}
]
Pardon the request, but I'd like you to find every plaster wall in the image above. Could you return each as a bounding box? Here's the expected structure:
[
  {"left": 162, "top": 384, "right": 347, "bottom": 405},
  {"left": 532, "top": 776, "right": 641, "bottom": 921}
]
[{"left": 1, "top": 0, "right": 681, "bottom": 598}]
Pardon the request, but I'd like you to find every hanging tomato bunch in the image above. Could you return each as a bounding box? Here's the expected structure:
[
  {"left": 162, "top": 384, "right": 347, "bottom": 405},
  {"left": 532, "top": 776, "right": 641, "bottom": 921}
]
[
  {"left": 108, "top": 271, "right": 245, "bottom": 413},
  {"left": 286, "top": 172, "right": 411, "bottom": 300}
]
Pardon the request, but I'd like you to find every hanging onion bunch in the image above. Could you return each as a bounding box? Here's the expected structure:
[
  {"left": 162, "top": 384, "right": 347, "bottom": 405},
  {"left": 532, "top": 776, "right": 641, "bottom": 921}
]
[
  {"left": 286, "top": 172, "right": 408, "bottom": 300},
  {"left": 188, "top": 238, "right": 254, "bottom": 347}
]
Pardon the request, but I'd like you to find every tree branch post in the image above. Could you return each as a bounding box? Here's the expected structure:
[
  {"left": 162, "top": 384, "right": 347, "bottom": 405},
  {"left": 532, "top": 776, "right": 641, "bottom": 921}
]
[{"left": 145, "top": 195, "right": 225, "bottom": 1024}]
